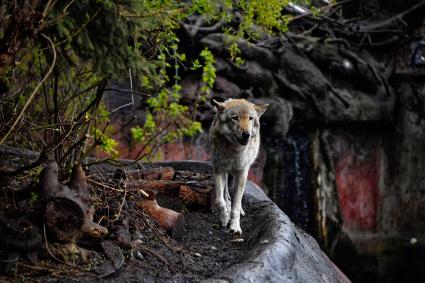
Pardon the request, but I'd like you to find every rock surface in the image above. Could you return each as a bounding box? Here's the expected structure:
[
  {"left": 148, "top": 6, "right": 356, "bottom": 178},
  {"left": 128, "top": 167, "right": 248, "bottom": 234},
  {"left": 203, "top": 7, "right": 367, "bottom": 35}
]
[
  {"left": 111, "top": 161, "right": 349, "bottom": 283},
  {"left": 207, "top": 181, "right": 349, "bottom": 283}
]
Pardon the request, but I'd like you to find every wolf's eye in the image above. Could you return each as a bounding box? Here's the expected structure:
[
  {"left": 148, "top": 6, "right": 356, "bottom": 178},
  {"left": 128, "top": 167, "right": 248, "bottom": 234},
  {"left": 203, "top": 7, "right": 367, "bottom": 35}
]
[
  {"left": 249, "top": 116, "right": 254, "bottom": 121},
  {"left": 231, "top": 115, "right": 238, "bottom": 121}
]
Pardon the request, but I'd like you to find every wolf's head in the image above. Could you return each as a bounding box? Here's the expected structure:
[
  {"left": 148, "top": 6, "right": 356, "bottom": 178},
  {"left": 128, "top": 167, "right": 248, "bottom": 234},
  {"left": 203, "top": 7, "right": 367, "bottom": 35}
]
[{"left": 212, "top": 98, "right": 269, "bottom": 146}]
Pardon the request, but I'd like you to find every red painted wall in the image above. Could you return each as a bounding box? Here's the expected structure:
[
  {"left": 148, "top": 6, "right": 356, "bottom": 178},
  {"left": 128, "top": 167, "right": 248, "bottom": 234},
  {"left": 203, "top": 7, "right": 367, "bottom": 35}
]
[{"left": 333, "top": 136, "right": 381, "bottom": 231}]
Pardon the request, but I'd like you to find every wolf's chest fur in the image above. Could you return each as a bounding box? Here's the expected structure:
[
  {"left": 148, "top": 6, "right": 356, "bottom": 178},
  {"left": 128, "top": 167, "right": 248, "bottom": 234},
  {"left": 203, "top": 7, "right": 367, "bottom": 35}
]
[{"left": 210, "top": 134, "right": 259, "bottom": 173}]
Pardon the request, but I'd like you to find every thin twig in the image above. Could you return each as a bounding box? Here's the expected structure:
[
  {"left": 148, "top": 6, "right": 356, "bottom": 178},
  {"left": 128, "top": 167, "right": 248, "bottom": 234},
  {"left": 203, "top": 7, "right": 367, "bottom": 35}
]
[
  {"left": 110, "top": 183, "right": 127, "bottom": 222},
  {"left": 0, "top": 34, "right": 57, "bottom": 145},
  {"left": 291, "top": 0, "right": 352, "bottom": 21},
  {"left": 42, "top": 0, "right": 58, "bottom": 18},
  {"left": 43, "top": 223, "right": 68, "bottom": 265},
  {"left": 104, "top": 88, "right": 150, "bottom": 96},
  {"left": 138, "top": 246, "right": 169, "bottom": 265},
  {"left": 358, "top": 0, "right": 425, "bottom": 31},
  {"left": 111, "top": 68, "right": 138, "bottom": 113},
  {"left": 87, "top": 178, "right": 124, "bottom": 192}
]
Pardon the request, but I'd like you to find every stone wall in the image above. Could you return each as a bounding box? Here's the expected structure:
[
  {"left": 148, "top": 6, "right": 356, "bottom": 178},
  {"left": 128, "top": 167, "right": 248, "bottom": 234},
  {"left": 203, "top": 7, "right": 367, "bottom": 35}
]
[{"left": 103, "top": 2, "right": 425, "bottom": 280}]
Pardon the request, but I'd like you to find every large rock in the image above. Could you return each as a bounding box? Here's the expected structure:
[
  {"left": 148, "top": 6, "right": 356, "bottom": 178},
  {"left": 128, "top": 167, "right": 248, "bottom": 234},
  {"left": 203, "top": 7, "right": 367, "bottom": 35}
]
[
  {"left": 208, "top": 180, "right": 349, "bottom": 283},
  {"left": 135, "top": 161, "right": 350, "bottom": 283}
]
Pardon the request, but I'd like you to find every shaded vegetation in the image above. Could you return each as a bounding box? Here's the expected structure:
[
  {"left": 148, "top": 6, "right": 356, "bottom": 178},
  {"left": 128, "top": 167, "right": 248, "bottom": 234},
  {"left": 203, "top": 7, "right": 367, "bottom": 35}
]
[
  {"left": 0, "top": 0, "right": 312, "bottom": 172},
  {"left": 4, "top": 0, "right": 424, "bottom": 281}
]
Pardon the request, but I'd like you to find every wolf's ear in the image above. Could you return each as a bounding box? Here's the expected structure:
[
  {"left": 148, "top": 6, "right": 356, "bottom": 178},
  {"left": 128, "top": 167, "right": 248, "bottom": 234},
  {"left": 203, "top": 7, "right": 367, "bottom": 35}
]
[
  {"left": 255, "top": 104, "right": 269, "bottom": 117},
  {"left": 212, "top": 99, "right": 226, "bottom": 113}
]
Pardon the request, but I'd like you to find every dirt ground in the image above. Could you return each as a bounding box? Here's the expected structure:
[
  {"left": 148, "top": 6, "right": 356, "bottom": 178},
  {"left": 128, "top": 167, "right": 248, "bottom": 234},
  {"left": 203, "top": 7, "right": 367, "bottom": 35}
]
[
  {"left": 0, "top": 147, "right": 256, "bottom": 282},
  {"left": 112, "top": 195, "right": 255, "bottom": 282}
]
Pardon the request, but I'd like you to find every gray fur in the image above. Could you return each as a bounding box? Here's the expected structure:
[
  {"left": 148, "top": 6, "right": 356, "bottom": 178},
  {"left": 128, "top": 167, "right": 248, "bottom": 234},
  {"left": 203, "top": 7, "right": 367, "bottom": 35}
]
[{"left": 209, "top": 98, "right": 268, "bottom": 234}]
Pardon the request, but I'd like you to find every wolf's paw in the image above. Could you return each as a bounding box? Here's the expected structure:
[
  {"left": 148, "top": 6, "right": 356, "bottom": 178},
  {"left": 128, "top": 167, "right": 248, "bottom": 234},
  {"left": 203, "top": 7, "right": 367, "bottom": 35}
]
[
  {"left": 240, "top": 207, "right": 245, "bottom": 217},
  {"left": 219, "top": 211, "right": 230, "bottom": 227},
  {"left": 229, "top": 221, "right": 242, "bottom": 235},
  {"left": 213, "top": 202, "right": 230, "bottom": 227}
]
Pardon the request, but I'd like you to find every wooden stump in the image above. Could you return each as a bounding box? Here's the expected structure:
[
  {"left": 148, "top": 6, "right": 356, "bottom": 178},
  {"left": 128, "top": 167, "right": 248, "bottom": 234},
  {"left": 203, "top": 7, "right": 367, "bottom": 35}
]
[{"left": 40, "top": 162, "right": 108, "bottom": 243}]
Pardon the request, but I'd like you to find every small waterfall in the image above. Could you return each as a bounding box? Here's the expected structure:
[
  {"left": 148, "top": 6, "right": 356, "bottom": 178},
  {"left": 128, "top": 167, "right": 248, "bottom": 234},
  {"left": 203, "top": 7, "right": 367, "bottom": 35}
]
[{"left": 264, "top": 131, "right": 316, "bottom": 235}]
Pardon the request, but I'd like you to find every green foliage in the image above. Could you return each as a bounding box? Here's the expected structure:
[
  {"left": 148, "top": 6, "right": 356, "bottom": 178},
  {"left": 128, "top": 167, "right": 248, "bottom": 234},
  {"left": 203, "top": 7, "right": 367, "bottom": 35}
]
[
  {"left": 28, "top": 192, "right": 40, "bottom": 206},
  {"left": 188, "top": 0, "right": 312, "bottom": 70},
  {"left": 97, "top": 104, "right": 110, "bottom": 119},
  {"left": 94, "top": 128, "right": 119, "bottom": 157},
  {"left": 0, "top": 39, "right": 118, "bottom": 167},
  {"left": 130, "top": 126, "right": 144, "bottom": 142},
  {"left": 190, "top": 0, "right": 218, "bottom": 19},
  {"left": 189, "top": 0, "right": 311, "bottom": 38},
  {"left": 130, "top": 83, "right": 202, "bottom": 159},
  {"left": 200, "top": 48, "right": 216, "bottom": 95},
  {"left": 310, "top": 6, "right": 320, "bottom": 18},
  {"left": 48, "top": 0, "right": 186, "bottom": 83},
  {"left": 228, "top": 42, "right": 246, "bottom": 66},
  {"left": 1, "top": 0, "right": 316, "bottom": 166},
  {"left": 237, "top": 0, "right": 291, "bottom": 35}
]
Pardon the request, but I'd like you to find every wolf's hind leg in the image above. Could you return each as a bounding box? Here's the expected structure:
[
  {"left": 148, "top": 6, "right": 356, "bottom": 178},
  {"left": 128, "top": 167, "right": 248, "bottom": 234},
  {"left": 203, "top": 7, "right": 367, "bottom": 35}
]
[{"left": 212, "top": 172, "right": 230, "bottom": 227}]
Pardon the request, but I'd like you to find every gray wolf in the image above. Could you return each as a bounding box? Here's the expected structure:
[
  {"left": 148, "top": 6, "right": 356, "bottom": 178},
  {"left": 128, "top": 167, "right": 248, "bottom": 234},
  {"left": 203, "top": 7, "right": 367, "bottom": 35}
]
[{"left": 209, "top": 98, "right": 268, "bottom": 234}]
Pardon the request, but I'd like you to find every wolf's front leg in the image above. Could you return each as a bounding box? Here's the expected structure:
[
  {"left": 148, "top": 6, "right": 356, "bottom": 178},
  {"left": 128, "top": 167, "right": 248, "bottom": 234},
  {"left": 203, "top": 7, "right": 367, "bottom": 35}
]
[
  {"left": 229, "top": 174, "right": 245, "bottom": 217},
  {"left": 212, "top": 172, "right": 230, "bottom": 227},
  {"left": 229, "top": 169, "right": 248, "bottom": 234},
  {"left": 223, "top": 173, "right": 231, "bottom": 216}
]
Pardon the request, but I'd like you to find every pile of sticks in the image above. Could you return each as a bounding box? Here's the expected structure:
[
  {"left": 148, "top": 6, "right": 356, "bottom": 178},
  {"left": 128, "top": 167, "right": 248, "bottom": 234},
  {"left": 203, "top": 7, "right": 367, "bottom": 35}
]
[
  {"left": 121, "top": 166, "right": 212, "bottom": 240},
  {"left": 40, "top": 164, "right": 212, "bottom": 246}
]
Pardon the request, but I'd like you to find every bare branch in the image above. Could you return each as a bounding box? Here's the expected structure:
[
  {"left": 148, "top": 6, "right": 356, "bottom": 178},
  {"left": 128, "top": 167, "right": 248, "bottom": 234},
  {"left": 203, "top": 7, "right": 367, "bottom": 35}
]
[{"left": 0, "top": 34, "right": 57, "bottom": 145}]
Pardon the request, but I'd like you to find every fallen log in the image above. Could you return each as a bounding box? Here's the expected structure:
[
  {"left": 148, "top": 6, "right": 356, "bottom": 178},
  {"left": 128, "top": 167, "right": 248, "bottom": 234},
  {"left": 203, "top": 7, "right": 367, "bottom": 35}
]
[
  {"left": 138, "top": 199, "right": 185, "bottom": 240},
  {"left": 122, "top": 167, "right": 175, "bottom": 181},
  {"left": 123, "top": 168, "right": 213, "bottom": 239},
  {"left": 179, "top": 185, "right": 210, "bottom": 208},
  {"left": 123, "top": 179, "right": 181, "bottom": 193},
  {"left": 40, "top": 162, "right": 108, "bottom": 243},
  {"left": 123, "top": 179, "right": 213, "bottom": 193},
  {"left": 124, "top": 179, "right": 212, "bottom": 210}
]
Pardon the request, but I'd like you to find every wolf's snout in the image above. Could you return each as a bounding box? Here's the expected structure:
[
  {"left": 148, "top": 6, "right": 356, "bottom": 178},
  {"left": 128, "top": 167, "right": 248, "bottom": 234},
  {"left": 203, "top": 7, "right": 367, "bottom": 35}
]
[{"left": 241, "top": 132, "right": 250, "bottom": 141}]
